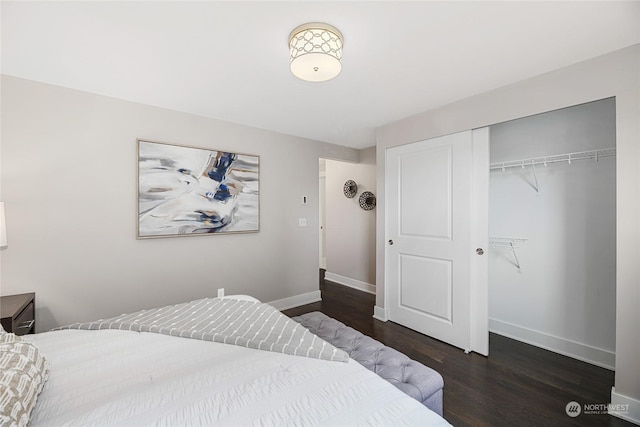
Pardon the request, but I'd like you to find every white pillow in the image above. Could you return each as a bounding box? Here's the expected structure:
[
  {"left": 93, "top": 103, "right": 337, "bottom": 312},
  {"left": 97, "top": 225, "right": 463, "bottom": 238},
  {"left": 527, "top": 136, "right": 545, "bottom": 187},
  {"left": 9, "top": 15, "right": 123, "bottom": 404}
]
[{"left": 220, "top": 294, "right": 261, "bottom": 303}]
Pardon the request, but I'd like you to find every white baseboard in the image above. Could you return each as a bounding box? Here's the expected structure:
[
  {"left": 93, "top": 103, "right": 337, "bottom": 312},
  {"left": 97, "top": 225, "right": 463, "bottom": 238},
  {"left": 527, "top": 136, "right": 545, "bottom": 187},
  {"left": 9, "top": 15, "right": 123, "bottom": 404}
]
[
  {"left": 373, "top": 305, "right": 388, "bottom": 322},
  {"left": 610, "top": 387, "right": 640, "bottom": 425},
  {"left": 269, "top": 290, "right": 321, "bottom": 311},
  {"left": 324, "top": 272, "right": 376, "bottom": 295},
  {"left": 489, "top": 318, "right": 615, "bottom": 370}
]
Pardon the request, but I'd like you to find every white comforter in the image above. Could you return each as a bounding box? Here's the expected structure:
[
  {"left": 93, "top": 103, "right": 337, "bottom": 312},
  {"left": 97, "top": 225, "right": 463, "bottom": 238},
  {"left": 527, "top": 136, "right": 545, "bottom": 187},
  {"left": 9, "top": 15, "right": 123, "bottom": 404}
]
[{"left": 26, "top": 329, "right": 450, "bottom": 426}]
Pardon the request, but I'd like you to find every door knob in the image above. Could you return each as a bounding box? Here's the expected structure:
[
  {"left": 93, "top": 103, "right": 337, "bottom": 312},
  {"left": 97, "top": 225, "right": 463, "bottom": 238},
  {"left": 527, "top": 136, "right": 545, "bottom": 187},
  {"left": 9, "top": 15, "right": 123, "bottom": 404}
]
[
  {"left": 476, "top": 248, "right": 484, "bottom": 255},
  {"left": 388, "top": 240, "right": 394, "bottom": 245}
]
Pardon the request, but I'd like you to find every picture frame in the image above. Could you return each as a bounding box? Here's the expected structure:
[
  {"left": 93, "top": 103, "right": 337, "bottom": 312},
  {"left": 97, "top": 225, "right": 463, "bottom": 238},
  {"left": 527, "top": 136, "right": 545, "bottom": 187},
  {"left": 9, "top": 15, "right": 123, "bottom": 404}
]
[{"left": 137, "top": 139, "right": 260, "bottom": 238}]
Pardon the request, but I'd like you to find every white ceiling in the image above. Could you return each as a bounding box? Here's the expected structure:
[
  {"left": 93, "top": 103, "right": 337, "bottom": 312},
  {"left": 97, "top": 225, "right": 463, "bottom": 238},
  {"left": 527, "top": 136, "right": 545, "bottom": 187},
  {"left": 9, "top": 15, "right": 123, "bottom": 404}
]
[{"left": 2, "top": 1, "right": 639, "bottom": 149}]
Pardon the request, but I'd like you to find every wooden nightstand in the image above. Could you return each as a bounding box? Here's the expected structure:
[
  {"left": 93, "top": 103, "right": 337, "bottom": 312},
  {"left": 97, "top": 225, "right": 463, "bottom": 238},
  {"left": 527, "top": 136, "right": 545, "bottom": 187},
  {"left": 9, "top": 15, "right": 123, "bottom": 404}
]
[{"left": 1, "top": 293, "right": 36, "bottom": 335}]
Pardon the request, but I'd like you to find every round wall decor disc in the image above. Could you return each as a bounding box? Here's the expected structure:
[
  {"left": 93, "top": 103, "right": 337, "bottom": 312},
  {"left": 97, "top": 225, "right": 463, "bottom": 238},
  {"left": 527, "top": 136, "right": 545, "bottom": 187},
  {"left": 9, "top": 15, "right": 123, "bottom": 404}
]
[
  {"left": 343, "top": 180, "right": 357, "bottom": 198},
  {"left": 359, "top": 191, "right": 376, "bottom": 210}
]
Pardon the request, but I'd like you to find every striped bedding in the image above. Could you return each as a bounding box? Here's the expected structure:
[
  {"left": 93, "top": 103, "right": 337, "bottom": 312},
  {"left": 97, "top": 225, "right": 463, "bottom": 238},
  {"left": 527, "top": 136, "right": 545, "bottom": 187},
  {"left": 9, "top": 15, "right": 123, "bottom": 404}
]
[
  {"left": 55, "top": 297, "right": 348, "bottom": 363},
  {"left": 25, "top": 329, "right": 451, "bottom": 426}
]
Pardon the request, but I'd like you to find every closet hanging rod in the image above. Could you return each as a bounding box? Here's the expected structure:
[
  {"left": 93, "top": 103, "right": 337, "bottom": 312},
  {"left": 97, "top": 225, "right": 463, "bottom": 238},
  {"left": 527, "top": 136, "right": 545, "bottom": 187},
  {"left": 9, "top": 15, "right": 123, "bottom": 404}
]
[{"left": 490, "top": 147, "right": 615, "bottom": 171}]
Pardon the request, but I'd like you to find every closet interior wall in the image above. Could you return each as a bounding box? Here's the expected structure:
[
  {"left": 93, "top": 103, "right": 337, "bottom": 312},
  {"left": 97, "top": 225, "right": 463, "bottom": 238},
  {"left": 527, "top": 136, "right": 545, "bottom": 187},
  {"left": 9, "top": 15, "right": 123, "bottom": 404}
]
[{"left": 488, "top": 98, "right": 616, "bottom": 369}]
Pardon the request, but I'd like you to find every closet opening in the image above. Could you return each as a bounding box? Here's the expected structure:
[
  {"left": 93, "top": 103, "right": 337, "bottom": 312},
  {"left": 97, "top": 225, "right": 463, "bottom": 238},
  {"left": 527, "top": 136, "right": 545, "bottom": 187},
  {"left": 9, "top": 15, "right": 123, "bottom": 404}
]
[{"left": 488, "top": 97, "right": 616, "bottom": 370}]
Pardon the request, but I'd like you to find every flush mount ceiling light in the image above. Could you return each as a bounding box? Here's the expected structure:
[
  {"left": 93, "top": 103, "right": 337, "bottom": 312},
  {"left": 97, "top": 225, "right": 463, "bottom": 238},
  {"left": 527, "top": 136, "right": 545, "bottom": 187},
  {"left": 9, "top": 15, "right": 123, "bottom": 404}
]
[{"left": 289, "top": 22, "right": 343, "bottom": 82}]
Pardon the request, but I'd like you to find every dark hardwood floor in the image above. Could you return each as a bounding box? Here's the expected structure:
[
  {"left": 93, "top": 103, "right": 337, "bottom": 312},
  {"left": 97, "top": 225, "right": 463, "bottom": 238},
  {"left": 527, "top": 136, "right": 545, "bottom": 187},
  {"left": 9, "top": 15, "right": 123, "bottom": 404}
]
[{"left": 283, "top": 277, "right": 632, "bottom": 427}]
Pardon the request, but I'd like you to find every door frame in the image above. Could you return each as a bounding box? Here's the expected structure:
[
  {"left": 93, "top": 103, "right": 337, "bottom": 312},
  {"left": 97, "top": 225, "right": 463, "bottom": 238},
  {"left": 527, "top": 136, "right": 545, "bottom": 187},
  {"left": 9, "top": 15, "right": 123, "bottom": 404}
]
[{"left": 318, "top": 165, "right": 326, "bottom": 270}]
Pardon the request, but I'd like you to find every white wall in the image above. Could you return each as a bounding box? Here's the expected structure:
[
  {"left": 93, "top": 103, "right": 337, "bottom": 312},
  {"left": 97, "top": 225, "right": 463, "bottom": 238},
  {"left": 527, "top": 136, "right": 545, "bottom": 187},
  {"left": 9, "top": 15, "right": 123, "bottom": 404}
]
[
  {"left": 0, "top": 75, "right": 359, "bottom": 331},
  {"left": 376, "top": 45, "right": 640, "bottom": 419},
  {"left": 324, "top": 147, "right": 376, "bottom": 292},
  {"left": 489, "top": 98, "right": 616, "bottom": 368}
]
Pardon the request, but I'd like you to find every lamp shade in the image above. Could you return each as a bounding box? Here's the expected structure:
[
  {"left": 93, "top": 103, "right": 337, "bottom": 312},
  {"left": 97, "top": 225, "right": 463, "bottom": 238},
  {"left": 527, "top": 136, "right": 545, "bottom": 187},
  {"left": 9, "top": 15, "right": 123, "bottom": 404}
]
[
  {"left": 0, "top": 202, "right": 6, "bottom": 247},
  {"left": 289, "top": 22, "right": 343, "bottom": 82}
]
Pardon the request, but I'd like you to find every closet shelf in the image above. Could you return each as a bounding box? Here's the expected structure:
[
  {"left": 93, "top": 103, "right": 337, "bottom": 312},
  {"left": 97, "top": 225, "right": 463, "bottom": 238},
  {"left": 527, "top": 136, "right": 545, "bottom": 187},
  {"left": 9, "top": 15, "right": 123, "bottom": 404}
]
[
  {"left": 489, "top": 147, "right": 615, "bottom": 171},
  {"left": 489, "top": 237, "right": 527, "bottom": 247},
  {"left": 489, "top": 237, "right": 527, "bottom": 270},
  {"left": 489, "top": 148, "right": 615, "bottom": 193}
]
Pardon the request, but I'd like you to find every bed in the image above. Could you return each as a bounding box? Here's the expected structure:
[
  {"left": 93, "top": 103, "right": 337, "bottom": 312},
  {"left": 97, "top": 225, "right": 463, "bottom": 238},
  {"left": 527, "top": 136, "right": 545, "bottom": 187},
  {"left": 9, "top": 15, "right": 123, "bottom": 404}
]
[{"left": 2, "top": 296, "right": 451, "bottom": 426}]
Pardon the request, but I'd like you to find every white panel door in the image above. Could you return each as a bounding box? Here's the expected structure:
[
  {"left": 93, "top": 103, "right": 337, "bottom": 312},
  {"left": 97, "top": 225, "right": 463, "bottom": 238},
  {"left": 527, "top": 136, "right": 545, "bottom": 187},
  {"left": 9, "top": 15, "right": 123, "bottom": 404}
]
[{"left": 386, "top": 130, "right": 488, "bottom": 353}]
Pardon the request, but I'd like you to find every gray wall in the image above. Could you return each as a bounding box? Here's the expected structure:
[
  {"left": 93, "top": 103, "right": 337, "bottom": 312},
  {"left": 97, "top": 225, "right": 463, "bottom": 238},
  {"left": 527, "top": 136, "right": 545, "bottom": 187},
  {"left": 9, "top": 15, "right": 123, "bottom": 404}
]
[
  {"left": 324, "top": 147, "right": 376, "bottom": 291},
  {"left": 376, "top": 45, "right": 640, "bottom": 414},
  {"left": 0, "top": 75, "right": 358, "bottom": 331},
  {"left": 489, "top": 99, "right": 616, "bottom": 368}
]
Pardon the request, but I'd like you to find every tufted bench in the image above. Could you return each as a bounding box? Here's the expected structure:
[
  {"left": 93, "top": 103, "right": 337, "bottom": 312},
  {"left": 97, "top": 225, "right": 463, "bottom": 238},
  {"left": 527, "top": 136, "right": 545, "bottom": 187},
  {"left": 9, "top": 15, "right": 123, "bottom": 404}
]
[{"left": 291, "top": 312, "right": 444, "bottom": 416}]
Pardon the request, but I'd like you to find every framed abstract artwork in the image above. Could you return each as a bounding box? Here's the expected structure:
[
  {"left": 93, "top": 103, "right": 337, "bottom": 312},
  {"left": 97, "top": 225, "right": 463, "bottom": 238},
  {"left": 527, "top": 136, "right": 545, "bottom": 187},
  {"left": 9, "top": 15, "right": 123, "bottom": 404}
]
[{"left": 137, "top": 139, "right": 260, "bottom": 238}]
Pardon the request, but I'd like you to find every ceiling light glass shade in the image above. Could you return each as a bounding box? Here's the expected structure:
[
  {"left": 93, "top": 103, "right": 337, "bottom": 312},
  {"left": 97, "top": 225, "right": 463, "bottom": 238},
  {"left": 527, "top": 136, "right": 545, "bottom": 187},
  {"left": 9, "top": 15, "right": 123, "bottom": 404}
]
[{"left": 289, "top": 22, "right": 343, "bottom": 82}]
